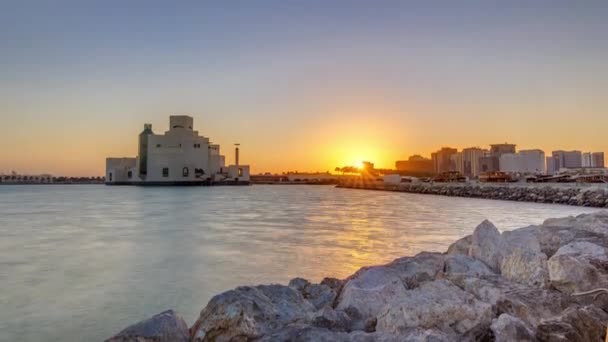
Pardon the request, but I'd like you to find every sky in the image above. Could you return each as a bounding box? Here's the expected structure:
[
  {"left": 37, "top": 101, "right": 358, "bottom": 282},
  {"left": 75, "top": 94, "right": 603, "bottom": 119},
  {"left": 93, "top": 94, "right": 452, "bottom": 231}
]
[{"left": 1, "top": 1, "right": 607, "bottom": 176}]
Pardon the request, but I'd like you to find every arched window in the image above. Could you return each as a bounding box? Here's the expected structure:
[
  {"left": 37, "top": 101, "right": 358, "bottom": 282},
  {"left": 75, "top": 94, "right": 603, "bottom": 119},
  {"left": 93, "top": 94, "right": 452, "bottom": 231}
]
[{"left": 183, "top": 167, "right": 189, "bottom": 177}]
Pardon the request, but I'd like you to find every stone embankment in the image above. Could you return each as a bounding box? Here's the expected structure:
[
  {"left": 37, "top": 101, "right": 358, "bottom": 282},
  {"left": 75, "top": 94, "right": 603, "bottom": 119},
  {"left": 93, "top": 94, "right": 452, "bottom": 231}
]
[
  {"left": 337, "top": 181, "right": 608, "bottom": 208},
  {"left": 107, "top": 212, "right": 608, "bottom": 342}
]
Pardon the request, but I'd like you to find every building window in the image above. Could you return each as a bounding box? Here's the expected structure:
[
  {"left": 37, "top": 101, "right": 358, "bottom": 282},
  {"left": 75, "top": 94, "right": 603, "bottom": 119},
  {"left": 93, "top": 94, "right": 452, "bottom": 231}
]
[
  {"left": 127, "top": 171, "right": 132, "bottom": 179},
  {"left": 238, "top": 168, "right": 243, "bottom": 177},
  {"left": 109, "top": 172, "right": 113, "bottom": 181},
  {"left": 182, "top": 167, "right": 189, "bottom": 177},
  {"left": 162, "top": 168, "right": 169, "bottom": 177},
  {"left": 156, "top": 144, "right": 161, "bottom": 148},
  {"left": 194, "top": 143, "right": 201, "bottom": 148}
]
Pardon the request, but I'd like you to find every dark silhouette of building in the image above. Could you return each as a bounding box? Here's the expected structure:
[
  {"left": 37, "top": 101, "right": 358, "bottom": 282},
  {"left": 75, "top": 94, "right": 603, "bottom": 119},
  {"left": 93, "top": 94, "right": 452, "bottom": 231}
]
[
  {"left": 431, "top": 147, "right": 458, "bottom": 173},
  {"left": 395, "top": 155, "right": 434, "bottom": 173}
]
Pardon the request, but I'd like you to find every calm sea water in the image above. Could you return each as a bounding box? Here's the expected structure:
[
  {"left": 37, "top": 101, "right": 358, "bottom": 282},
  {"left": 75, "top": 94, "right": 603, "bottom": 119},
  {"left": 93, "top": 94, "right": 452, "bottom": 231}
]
[{"left": 0, "top": 184, "right": 603, "bottom": 341}]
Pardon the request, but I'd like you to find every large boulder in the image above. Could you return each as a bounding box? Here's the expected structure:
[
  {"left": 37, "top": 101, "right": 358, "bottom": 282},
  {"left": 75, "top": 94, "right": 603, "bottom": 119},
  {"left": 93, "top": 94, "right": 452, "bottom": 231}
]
[
  {"left": 376, "top": 280, "right": 493, "bottom": 339},
  {"left": 190, "top": 285, "right": 315, "bottom": 341},
  {"left": 446, "top": 235, "right": 471, "bottom": 256},
  {"left": 336, "top": 266, "right": 408, "bottom": 319},
  {"left": 289, "top": 278, "right": 338, "bottom": 310},
  {"left": 469, "top": 220, "right": 503, "bottom": 272},
  {"left": 542, "top": 212, "right": 608, "bottom": 236},
  {"left": 259, "top": 325, "right": 449, "bottom": 342},
  {"left": 500, "top": 228, "right": 549, "bottom": 288},
  {"left": 444, "top": 255, "right": 495, "bottom": 279},
  {"left": 105, "top": 310, "right": 189, "bottom": 342},
  {"left": 336, "top": 253, "right": 444, "bottom": 319},
  {"left": 547, "top": 241, "right": 608, "bottom": 293},
  {"left": 387, "top": 252, "right": 445, "bottom": 288},
  {"left": 490, "top": 314, "right": 535, "bottom": 342},
  {"left": 536, "top": 305, "right": 608, "bottom": 342}
]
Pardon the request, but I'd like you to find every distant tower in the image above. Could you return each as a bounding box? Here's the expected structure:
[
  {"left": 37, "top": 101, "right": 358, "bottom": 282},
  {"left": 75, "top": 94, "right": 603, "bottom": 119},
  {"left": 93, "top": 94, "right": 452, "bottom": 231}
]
[
  {"left": 235, "top": 143, "right": 240, "bottom": 166},
  {"left": 138, "top": 124, "right": 154, "bottom": 179}
]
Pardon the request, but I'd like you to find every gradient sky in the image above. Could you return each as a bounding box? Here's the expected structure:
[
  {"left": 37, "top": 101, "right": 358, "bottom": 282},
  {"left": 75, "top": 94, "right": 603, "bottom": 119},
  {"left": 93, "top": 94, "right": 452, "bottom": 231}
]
[{"left": 1, "top": 1, "right": 607, "bottom": 176}]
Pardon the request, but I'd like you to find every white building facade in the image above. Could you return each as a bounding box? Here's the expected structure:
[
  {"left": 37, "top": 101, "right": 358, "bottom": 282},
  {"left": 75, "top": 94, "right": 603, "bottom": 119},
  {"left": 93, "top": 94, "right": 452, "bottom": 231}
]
[
  {"left": 106, "top": 115, "right": 249, "bottom": 185},
  {"left": 499, "top": 149, "right": 545, "bottom": 174}
]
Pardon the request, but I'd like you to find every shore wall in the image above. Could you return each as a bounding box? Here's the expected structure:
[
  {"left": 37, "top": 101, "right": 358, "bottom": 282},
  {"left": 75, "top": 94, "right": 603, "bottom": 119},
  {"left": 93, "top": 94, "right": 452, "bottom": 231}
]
[
  {"left": 337, "top": 181, "right": 608, "bottom": 208},
  {"left": 107, "top": 212, "right": 608, "bottom": 342}
]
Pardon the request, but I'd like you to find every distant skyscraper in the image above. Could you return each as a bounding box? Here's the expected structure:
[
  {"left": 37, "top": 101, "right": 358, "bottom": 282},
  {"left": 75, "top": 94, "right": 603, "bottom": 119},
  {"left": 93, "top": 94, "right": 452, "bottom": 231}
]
[
  {"left": 546, "top": 156, "right": 557, "bottom": 175},
  {"left": 582, "top": 152, "right": 592, "bottom": 168},
  {"left": 490, "top": 143, "right": 516, "bottom": 156},
  {"left": 431, "top": 147, "right": 458, "bottom": 173},
  {"left": 462, "top": 147, "right": 486, "bottom": 177},
  {"left": 552, "top": 150, "right": 582, "bottom": 170},
  {"left": 592, "top": 152, "right": 605, "bottom": 168},
  {"left": 479, "top": 143, "right": 517, "bottom": 173}
]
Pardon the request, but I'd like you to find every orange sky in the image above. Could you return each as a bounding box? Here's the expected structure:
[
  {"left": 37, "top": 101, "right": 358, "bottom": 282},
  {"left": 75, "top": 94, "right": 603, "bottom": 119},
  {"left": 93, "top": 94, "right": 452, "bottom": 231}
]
[{"left": 1, "top": 2, "right": 607, "bottom": 176}]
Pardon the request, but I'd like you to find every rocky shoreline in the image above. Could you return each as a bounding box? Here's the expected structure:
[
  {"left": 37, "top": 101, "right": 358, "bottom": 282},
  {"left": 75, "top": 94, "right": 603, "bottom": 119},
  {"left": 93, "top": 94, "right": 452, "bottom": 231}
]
[
  {"left": 107, "top": 212, "right": 608, "bottom": 341},
  {"left": 337, "top": 181, "right": 608, "bottom": 208}
]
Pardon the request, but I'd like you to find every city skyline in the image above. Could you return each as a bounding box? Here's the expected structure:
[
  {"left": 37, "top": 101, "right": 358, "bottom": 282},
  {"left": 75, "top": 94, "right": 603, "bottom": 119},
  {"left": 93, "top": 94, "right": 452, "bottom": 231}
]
[{"left": 1, "top": 1, "right": 608, "bottom": 176}]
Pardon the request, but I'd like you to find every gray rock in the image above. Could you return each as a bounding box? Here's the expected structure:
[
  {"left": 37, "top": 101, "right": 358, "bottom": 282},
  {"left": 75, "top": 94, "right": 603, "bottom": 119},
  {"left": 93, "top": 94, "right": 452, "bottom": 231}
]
[
  {"left": 305, "top": 283, "right": 337, "bottom": 310},
  {"left": 321, "top": 277, "right": 344, "bottom": 293},
  {"left": 336, "top": 266, "right": 407, "bottom": 319},
  {"left": 105, "top": 310, "right": 189, "bottom": 342},
  {"left": 386, "top": 252, "right": 445, "bottom": 288},
  {"left": 536, "top": 305, "right": 608, "bottom": 342},
  {"left": 543, "top": 212, "right": 608, "bottom": 236},
  {"left": 547, "top": 241, "right": 608, "bottom": 293},
  {"left": 289, "top": 277, "right": 311, "bottom": 292},
  {"left": 376, "top": 279, "right": 493, "bottom": 339},
  {"left": 190, "top": 284, "right": 315, "bottom": 341},
  {"left": 490, "top": 314, "right": 535, "bottom": 342},
  {"left": 260, "top": 325, "right": 449, "bottom": 342},
  {"left": 446, "top": 235, "right": 471, "bottom": 256},
  {"left": 289, "top": 278, "right": 338, "bottom": 310},
  {"left": 444, "top": 255, "right": 495, "bottom": 278},
  {"left": 500, "top": 228, "right": 549, "bottom": 288},
  {"left": 469, "top": 220, "right": 503, "bottom": 272}
]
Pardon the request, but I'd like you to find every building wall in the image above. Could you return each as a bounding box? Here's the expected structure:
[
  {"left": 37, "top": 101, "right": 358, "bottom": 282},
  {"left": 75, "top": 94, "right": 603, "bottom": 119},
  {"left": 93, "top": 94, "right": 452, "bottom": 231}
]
[
  {"left": 462, "top": 147, "right": 486, "bottom": 177},
  {"left": 106, "top": 157, "right": 137, "bottom": 183},
  {"left": 145, "top": 130, "right": 211, "bottom": 182},
  {"left": 395, "top": 155, "right": 434, "bottom": 173},
  {"left": 582, "top": 152, "right": 592, "bottom": 168},
  {"left": 592, "top": 152, "right": 605, "bottom": 168},
  {"left": 499, "top": 150, "right": 545, "bottom": 174},
  {"left": 552, "top": 150, "right": 582, "bottom": 169},
  {"left": 432, "top": 147, "right": 458, "bottom": 173}
]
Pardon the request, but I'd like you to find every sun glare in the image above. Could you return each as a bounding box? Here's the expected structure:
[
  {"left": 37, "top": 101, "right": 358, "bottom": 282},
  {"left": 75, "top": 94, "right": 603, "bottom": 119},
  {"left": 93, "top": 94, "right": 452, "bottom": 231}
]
[{"left": 354, "top": 160, "right": 364, "bottom": 169}]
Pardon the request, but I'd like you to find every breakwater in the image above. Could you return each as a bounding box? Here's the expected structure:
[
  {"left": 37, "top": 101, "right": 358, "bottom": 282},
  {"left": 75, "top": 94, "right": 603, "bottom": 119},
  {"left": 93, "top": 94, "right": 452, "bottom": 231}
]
[
  {"left": 107, "top": 212, "right": 608, "bottom": 342},
  {"left": 337, "top": 181, "right": 608, "bottom": 208}
]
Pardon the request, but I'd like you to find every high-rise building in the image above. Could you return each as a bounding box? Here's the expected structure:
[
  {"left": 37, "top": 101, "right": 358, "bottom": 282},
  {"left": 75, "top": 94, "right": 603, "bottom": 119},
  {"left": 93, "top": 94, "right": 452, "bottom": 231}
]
[
  {"left": 462, "top": 147, "right": 486, "bottom": 177},
  {"left": 592, "top": 152, "right": 605, "bottom": 168},
  {"left": 451, "top": 152, "right": 464, "bottom": 175},
  {"left": 431, "top": 147, "right": 458, "bottom": 173},
  {"left": 582, "top": 152, "right": 592, "bottom": 168},
  {"left": 490, "top": 143, "right": 516, "bottom": 156},
  {"left": 499, "top": 149, "right": 545, "bottom": 174},
  {"left": 552, "top": 150, "right": 582, "bottom": 170},
  {"left": 395, "top": 155, "right": 434, "bottom": 173},
  {"left": 479, "top": 143, "right": 517, "bottom": 173},
  {"left": 546, "top": 156, "right": 557, "bottom": 175}
]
